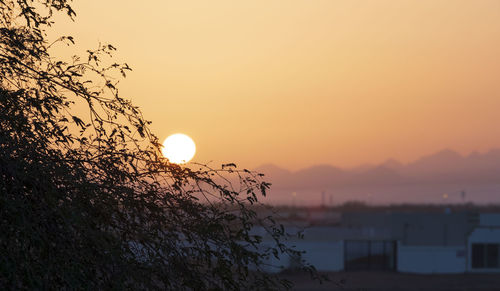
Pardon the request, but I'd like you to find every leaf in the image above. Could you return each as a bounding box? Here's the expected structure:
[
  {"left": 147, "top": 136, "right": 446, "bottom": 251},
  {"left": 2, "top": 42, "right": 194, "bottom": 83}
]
[
  {"left": 72, "top": 116, "right": 85, "bottom": 128},
  {"left": 222, "top": 163, "right": 237, "bottom": 169}
]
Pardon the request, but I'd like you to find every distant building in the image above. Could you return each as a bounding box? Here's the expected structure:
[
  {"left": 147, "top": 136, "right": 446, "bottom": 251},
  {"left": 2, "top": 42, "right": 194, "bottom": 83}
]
[{"left": 257, "top": 211, "right": 500, "bottom": 273}]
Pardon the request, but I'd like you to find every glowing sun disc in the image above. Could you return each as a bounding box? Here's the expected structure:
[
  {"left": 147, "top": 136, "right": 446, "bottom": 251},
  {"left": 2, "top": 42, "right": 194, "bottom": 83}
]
[{"left": 162, "top": 133, "right": 196, "bottom": 164}]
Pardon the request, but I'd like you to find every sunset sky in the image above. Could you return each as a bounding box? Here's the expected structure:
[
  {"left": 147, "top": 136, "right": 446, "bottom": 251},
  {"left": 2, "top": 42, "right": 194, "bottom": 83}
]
[{"left": 54, "top": 0, "right": 500, "bottom": 170}]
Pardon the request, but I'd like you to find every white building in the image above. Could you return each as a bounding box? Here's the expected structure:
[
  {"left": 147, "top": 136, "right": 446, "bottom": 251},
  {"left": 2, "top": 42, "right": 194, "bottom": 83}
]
[{"left": 259, "top": 211, "right": 500, "bottom": 274}]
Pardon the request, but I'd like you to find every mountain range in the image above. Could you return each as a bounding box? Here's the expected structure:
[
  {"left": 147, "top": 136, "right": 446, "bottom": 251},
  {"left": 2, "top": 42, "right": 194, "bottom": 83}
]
[{"left": 255, "top": 149, "right": 500, "bottom": 205}]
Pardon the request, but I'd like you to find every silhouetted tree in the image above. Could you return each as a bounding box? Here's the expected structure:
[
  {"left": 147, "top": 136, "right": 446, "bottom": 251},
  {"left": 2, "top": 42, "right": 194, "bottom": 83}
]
[{"left": 0, "top": 1, "right": 314, "bottom": 289}]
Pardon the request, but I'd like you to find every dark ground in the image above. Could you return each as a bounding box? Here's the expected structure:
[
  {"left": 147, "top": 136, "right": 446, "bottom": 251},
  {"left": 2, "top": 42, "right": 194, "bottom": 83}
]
[{"left": 281, "top": 271, "right": 500, "bottom": 291}]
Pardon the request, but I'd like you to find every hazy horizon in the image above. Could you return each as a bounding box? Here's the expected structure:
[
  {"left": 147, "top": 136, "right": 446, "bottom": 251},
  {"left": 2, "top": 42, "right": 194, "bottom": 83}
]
[
  {"left": 255, "top": 147, "right": 500, "bottom": 172},
  {"left": 256, "top": 147, "right": 500, "bottom": 205}
]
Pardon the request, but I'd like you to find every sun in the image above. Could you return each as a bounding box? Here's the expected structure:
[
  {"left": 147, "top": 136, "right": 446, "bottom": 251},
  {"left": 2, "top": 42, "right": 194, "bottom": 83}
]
[{"left": 162, "top": 133, "right": 196, "bottom": 164}]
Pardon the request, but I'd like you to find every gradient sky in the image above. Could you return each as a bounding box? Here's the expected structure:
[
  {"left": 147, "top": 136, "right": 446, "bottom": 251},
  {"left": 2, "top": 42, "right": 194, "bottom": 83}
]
[{"left": 54, "top": 0, "right": 500, "bottom": 170}]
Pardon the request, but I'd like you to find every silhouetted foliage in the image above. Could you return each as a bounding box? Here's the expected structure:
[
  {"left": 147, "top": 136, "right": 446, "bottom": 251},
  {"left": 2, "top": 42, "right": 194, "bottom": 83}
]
[{"left": 0, "top": 1, "right": 314, "bottom": 289}]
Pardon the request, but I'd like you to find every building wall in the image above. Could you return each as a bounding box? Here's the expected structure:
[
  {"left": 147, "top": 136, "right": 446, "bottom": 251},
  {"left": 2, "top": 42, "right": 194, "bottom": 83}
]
[
  {"left": 397, "top": 243, "right": 466, "bottom": 273},
  {"left": 257, "top": 240, "right": 344, "bottom": 272},
  {"left": 467, "top": 227, "right": 500, "bottom": 273},
  {"left": 257, "top": 213, "right": 500, "bottom": 274},
  {"left": 298, "top": 240, "right": 344, "bottom": 271},
  {"left": 479, "top": 214, "right": 500, "bottom": 227}
]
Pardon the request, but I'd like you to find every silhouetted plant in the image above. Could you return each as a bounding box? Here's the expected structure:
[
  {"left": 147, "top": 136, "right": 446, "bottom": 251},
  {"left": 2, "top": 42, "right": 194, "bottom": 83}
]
[{"left": 0, "top": 1, "right": 316, "bottom": 289}]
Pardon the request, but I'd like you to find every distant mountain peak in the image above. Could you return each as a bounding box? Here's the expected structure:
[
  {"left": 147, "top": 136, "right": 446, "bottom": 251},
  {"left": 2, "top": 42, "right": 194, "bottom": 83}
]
[
  {"left": 298, "top": 164, "right": 344, "bottom": 172},
  {"left": 253, "top": 164, "right": 291, "bottom": 179},
  {"left": 382, "top": 158, "right": 404, "bottom": 169},
  {"left": 432, "top": 148, "right": 462, "bottom": 158},
  {"left": 410, "top": 149, "right": 462, "bottom": 165},
  {"left": 254, "top": 163, "right": 286, "bottom": 171},
  {"left": 434, "top": 148, "right": 462, "bottom": 157}
]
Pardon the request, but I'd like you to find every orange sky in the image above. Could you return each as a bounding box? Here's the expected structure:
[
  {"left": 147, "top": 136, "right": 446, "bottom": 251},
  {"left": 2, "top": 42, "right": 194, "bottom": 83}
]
[{"left": 53, "top": 0, "right": 500, "bottom": 170}]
